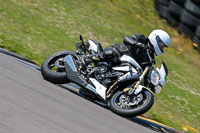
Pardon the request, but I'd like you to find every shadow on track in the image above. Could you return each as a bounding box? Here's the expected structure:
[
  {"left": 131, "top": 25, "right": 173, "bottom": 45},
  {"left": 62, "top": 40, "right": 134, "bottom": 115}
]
[{"left": 59, "top": 84, "right": 180, "bottom": 133}]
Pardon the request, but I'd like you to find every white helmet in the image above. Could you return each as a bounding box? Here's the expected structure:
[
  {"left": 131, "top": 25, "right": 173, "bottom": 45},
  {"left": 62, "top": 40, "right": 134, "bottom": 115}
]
[{"left": 148, "top": 29, "right": 170, "bottom": 56}]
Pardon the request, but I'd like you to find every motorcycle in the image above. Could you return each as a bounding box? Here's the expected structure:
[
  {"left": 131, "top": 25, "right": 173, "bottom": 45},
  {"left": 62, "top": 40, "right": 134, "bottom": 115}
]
[{"left": 41, "top": 35, "right": 168, "bottom": 117}]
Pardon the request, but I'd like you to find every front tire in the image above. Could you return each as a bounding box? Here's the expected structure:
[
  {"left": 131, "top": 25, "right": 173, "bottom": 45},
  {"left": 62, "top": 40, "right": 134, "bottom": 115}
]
[
  {"left": 110, "top": 90, "right": 154, "bottom": 117},
  {"left": 41, "top": 51, "right": 76, "bottom": 84}
]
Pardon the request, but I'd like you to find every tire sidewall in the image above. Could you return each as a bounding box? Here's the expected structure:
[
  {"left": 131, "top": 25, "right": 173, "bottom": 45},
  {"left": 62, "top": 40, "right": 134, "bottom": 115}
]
[
  {"left": 110, "top": 90, "right": 154, "bottom": 117},
  {"left": 41, "top": 50, "right": 76, "bottom": 84}
]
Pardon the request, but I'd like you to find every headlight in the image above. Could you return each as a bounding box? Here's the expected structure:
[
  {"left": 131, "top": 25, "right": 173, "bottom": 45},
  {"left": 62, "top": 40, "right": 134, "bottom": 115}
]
[
  {"left": 154, "top": 85, "right": 162, "bottom": 94},
  {"left": 150, "top": 71, "right": 160, "bottom": 86}
]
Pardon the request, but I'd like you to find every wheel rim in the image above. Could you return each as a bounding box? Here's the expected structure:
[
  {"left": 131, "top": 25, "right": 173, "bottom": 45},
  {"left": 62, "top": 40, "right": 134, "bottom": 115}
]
[
  {"left": 113, "top": 91, "right": 149, "bottom": 110},
  {"left": 47, "top": 55, "right": 67, "bottom": 72}
]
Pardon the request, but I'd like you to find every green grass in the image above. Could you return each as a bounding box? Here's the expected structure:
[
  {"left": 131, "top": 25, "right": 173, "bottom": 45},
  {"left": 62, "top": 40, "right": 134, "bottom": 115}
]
[{"left": 0, "top": 0, "right": 200, "bottom": 132}]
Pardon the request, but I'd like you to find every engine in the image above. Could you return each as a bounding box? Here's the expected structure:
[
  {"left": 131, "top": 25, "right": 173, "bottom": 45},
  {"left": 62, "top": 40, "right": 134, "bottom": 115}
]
[
  {"left": 95, "top": 66, "right": 109, "bottom": 79},
  {"left": 86, "top": 65, "right": 123, "bottom": 87}
]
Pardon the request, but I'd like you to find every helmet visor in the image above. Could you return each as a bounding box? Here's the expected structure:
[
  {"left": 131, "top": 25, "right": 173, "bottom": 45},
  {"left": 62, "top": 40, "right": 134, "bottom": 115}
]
[{"left": 156, "top": 35, "right": 168, "bottom": 52}]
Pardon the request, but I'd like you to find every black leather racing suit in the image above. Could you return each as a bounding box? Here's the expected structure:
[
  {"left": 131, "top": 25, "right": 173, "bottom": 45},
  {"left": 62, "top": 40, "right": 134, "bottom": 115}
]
[{"left": 102, "top": 34, "right": 155, "bottom": 69}]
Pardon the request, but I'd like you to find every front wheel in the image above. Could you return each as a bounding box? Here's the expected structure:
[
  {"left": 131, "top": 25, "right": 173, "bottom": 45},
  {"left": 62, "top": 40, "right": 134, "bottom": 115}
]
[
  {"left": 41, "top": 51, "right": 76, "bottom": 84},
  {"left": 110, "top": 90, "right": 154, "bottom": 117}
]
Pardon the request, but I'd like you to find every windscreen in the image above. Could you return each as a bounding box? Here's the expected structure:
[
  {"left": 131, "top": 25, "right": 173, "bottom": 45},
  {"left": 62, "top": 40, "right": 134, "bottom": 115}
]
[{"left": 156, "top": 61, "right": 168, "bottom": 86}]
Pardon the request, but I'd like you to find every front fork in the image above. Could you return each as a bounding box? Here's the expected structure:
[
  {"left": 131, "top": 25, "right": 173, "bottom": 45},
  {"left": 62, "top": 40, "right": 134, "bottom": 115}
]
[{"left": 123, "top": 67, "right": 150, "bottom": 95}]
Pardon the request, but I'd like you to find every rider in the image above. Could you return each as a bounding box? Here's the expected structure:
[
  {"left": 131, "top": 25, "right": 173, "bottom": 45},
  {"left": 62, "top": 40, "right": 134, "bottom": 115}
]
[
  {"left": 91, "top": 29, "right": 170, "bottom": 69},
  {"left": 80, "top": 29, "right": 170, "bottom": 96}
]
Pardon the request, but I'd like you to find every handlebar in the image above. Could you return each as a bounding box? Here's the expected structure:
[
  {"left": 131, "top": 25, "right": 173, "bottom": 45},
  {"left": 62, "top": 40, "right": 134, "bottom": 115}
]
[{"left": 146, "top": 49, "right": 153, "bottom": 65}]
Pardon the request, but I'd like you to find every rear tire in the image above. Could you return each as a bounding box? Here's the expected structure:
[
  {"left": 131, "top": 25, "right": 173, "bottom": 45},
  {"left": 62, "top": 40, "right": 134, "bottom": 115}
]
[{"left": 41, "top": 51, "right": 76, "bottom": 84}]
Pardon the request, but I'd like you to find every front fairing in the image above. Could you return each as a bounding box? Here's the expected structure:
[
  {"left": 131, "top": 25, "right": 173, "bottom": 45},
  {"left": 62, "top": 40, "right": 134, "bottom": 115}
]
[{"left": 156, "top": 61, "right": 168, "bottom": 87}]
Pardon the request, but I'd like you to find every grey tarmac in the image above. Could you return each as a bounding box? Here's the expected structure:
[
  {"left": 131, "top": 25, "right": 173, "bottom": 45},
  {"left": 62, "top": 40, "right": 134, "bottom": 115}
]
[{"left": 0, "top": 52, "right": 158, "bottom": 133}]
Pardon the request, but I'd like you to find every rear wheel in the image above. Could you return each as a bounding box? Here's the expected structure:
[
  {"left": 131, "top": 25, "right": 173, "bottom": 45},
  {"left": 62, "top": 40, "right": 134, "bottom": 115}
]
[
  {"left": 41, "top": 51, "right": 76, "bottom": 84},
  {"left": 110, "top": 90, "right": 154, "bottom": 117}
]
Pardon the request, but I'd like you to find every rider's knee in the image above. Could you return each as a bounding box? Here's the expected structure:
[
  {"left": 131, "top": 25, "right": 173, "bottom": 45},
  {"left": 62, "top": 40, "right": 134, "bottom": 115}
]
[{"left": 103, "top": 47, "right": 121, "bottom": 64}]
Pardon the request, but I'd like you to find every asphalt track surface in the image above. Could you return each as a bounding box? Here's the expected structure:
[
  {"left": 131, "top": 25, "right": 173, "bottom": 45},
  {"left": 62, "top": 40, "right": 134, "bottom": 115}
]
[{"left": 0, "top": 51, "right": 180, "bottom": 133}]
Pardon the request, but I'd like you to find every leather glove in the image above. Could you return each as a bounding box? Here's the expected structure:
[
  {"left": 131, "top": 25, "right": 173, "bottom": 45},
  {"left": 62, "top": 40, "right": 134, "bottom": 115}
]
[
  {"left": 91, "top": 55, "right": 100, "bottom": 61},
  {"left": 82, "top": 55, "right": 93, "bottom": 64},
  {"left": 135, "top": 42, "right": 148, "bottom": 50},
  {"left": 88, "top": 53, "right": 103, "bottom": 62}
]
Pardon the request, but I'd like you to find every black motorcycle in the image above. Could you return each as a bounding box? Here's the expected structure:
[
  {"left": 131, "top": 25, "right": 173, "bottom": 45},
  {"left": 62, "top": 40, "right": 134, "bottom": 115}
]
[{"left": 41, "top": 35, "right": 168, "bottom": 117}]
